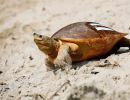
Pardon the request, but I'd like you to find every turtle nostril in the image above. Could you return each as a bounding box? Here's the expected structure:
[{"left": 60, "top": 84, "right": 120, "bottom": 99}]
[{"left": 33, "top": 33, "right": 36, "bottom": 35}]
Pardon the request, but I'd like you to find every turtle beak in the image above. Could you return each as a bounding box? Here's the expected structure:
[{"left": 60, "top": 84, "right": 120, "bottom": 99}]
[{"left": 33, "top": 33, "right": 43, "bottom": 41}]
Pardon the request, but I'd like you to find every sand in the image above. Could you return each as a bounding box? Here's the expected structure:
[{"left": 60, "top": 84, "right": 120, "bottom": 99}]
[{"left": 0, "top": 0, "right": 130, "bottom": 100}]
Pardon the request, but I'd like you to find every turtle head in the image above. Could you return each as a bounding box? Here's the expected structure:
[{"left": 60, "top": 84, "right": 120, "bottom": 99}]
[{"left": 33, "top": 33, "right": 59, "bottom": 56}]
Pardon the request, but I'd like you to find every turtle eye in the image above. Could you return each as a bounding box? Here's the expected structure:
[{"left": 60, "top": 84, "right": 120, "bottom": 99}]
[{"left": 39, "top": 35, "right": 42, "bottom": 38}]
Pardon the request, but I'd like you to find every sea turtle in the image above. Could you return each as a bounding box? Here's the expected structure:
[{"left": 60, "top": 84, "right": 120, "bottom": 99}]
[{"left": 33, "top": 22, "right": 130, "bottom": 69}]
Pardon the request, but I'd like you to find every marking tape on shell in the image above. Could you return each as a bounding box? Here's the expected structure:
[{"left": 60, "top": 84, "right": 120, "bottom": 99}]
[{"left": 95, "top": 26, "right": 114, "bottom": 31}]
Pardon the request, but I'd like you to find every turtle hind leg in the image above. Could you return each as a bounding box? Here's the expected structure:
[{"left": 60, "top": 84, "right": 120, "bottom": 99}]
[
  {"left": 110, "top": 37, "right": 130, "bottom": 54},
  {"left": 117, "top": 37, "right": 130, "bottom": 49},
  {"left": 109, "top": 44, "right": 120, "bottom": 54}
]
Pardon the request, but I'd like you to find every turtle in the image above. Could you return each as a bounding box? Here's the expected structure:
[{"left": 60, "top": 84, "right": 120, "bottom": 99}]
[{"left": 33, "top": 22, "right": 130, "bottom": 69}]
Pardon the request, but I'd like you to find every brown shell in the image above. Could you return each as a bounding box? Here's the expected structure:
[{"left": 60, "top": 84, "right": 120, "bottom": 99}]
[{"left": 51, "top": 22, "right": 127, "bottom": 43}]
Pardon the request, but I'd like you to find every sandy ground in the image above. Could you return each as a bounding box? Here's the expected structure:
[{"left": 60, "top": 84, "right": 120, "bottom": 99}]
[{"left": 0, "top": 0, "right": 130, "bottom": 100}]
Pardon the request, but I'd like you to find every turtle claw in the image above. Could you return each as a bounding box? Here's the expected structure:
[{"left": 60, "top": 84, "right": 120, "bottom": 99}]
[
  {"left": 54, "top": 59, "right": 67, "bottom": 69},
  {"left": 54, "top": 59, "right": 71, "bottom": 70}
]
